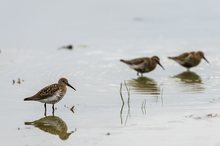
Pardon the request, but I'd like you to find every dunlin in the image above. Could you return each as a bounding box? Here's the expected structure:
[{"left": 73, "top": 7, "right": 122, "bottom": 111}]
[
  {"left": 120, "top": 56, "right": 165, "bottom": 76},
  {"left": 168, "top": 51, "right": 209, "bottom": 70},
  {"left": 24, "top": 78, "right": 76, "bottom": 115}
]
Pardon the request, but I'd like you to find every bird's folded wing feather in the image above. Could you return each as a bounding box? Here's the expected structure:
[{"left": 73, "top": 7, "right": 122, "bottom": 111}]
[
  {"left": 129, "top": 57, "right": 148, "bottom": 65},
  {"left": 131, "top": 58, "right": 150, "bottom": 70},
  {"left": 176, "top": 53, "right": 190, "bottom": 61},
  {"left": 33, "top": 84, "right": 60, "bottom": 100}
]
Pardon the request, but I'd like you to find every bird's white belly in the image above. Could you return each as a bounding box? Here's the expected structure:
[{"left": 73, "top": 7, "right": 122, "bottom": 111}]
[
  {"left": 39, "top": 91, "right": 63, "bottom": 104},
  {"left": 130, "top": 64, "right": 142, "bottom": 69},
  {"left": 177, "top": 60, "right": 185, "bottom": 65}
]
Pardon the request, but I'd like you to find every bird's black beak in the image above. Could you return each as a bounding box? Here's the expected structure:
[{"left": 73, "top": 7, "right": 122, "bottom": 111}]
[
  {"left": 157, "top": 62, "right": 165, "bottom": 70},
  {"left": 66, "top": 83, "right": 76, "bottom": 91},
  {"left": 203, "top": 56, "right": 209, "bottom": 64}
]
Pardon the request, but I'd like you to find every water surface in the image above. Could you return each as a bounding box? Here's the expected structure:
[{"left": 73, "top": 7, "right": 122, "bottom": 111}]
[{"left": 1, "top": 0, "right": 220, "bottom": 146}]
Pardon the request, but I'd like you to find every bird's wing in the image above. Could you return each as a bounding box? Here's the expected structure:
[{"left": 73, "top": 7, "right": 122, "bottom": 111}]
[
  {"left": 129, "top": 58, "right": 151, "bottom": 70},
  {"left": 175, "top": 52, "right": 190, "bottom": 61},
  {"left": 128, "top": 57, "right": 149, "bottom": 65},
  {"left": 32, "top": 84, "right": 60, "bottom": 100}
]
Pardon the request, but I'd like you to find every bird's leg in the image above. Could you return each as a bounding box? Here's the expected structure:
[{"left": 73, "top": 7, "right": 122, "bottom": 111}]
[
  {"left": 137, "top": 72, "right": 139, "bottom": 76},
  {"left": 141, "top": 73, "right": 143, "bottom": 77},
  {"left": 52, "top": 104, "right": 55, "bottom": 116},
  {"left": 44, "top": 103, "right": 47, "bottom": 116}
]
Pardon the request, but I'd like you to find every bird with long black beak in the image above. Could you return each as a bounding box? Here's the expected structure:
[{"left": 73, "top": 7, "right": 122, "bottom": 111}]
[
  {"left": 120, "top": 56, "right": 165, "bottom": 76},
  {"left": 168, "top": 51, "right": 209, "bottom": 71},
  {"left": 24, "top": 78, "right": 76, "bottom": 115}
]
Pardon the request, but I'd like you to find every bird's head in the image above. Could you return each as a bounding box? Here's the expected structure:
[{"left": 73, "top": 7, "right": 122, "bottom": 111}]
[
  {"left": 58, "top": 78, "right": 76, "bottom": 90},
  {"left": 152, "top": 56, "right": 165, "bottom": 70}
]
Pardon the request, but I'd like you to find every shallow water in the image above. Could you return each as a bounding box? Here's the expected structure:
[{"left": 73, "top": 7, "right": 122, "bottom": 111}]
[
  {"left": 1, "top": 44, "right": 220, "bottom": 146},
  {"left": 1, "top": 0, "right": 220, "bottom": 146}
]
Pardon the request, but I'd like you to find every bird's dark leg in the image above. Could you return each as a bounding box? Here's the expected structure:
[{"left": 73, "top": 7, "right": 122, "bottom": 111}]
[
  {"left": 137, "top": 72, "right": 139, "bottom": 76},
  {"left": 44, "top": 103, "right": 47, "bottom": 116},
  {"left": 52, "top": 104, "right": 55, "bottom": 116}
]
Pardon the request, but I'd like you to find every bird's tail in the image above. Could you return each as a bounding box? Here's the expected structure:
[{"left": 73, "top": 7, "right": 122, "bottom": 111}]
[
  {"left": 120, "top": 59, "right": 126, "bottom": 63},
  {"left": 168, "top": 56, "right": 175, "bottom": 60},
  {"left": 24, "top": 97, "right": 34, "bottom": 101},
  {"left": 120, "top": 59, "right": 130, "bottom": 65},
  {"left": 24, "top": 121, "right": 34, "bottom": 125}
]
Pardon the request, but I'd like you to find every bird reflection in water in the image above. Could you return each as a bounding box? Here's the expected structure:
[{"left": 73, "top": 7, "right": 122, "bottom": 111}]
[
  {"left": 173, "top": 71, "right": 205, "bottom": 92},
  {"left": 174, "top": 71, "right": 202, "bottom": 83},
  {"left": 119, "top": 78, "right": 162, "bottom": 125},
  {"left": 25, "top": 115, "right": 75, "bottom": 140},
  {"left": 127, "top": 76, "right": 160, "bottom": 95}
]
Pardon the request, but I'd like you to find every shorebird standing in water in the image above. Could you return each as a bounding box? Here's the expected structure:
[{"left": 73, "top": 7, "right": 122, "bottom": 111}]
[
  {"left": 168, "top": 51, "right": 209, "bottom": 71},
  {"left": 120, "top": 56, "right": 165, "bottom": 76},
  {"left": 24, "top": 78, "right": 76, "bottom": 116}
]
